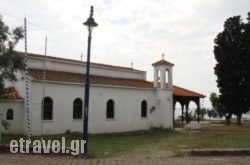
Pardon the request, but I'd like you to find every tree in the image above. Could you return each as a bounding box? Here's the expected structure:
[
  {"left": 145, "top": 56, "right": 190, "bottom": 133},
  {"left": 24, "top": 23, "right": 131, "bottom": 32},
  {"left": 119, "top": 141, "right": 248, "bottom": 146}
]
[
  {"left": 207, "top": 92, "right": 231, "bottom": 124},
  {"left": 0, "top": 15, "right": 24, "bottom": 94},
  {"left": 209, "top": 92, "right": 225, "bottom": 118},
  {"left": 243, "top": 13, "right": 250, "bottom": 111},
  {"left": 195, "top": 108, "right": 206, "bottom": 120},
  {"left": 207, "top": 93, "right": 220, "bottom": 119},
  {"left": 214, "top": 13, "right": 250, "bottom": 125},
  {"left": 209, "top": 92, "right": 219, "bottom": 110},
  {"left": 178, "top": 111, "right": 197, "bottom": 123}
]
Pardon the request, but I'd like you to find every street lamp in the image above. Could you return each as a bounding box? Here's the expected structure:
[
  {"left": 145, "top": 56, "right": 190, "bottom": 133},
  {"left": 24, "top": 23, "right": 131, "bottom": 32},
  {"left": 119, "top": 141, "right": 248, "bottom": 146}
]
[{"left": 82, "top": 5, "right": 98, "bottom": 157}]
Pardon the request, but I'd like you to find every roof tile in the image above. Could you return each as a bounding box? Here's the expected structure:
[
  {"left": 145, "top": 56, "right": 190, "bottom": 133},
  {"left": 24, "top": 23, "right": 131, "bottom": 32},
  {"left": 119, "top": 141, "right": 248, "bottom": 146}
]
[
  {"left": 29, "top": 69, "right": 153, "bottom": 88},
  {"left": 152, "top": 59, "right": 174, "bottom": 66},
  {"left": 29, "top": 69, "right": 205, "bottom": 98},
  {"left": 0, "top": 87, "right": 23, "bottom": 100},
  {"left": 173, "top": 85, "right": 205, "bottom": 98}
]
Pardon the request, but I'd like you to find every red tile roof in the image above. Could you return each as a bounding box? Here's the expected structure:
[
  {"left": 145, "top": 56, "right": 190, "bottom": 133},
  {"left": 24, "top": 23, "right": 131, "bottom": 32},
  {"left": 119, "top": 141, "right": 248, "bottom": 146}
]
[
  {"left": 29, "top": 69, "right": 153, "bottom": 88},
  {"left": 173, "top": 85, "right": 205, "bottom": 98},
  {"left": 29, "top": 69, "right": 205, "bottom": 98},
  {"left": 152, "top": 59, "right": 174, "bottom": 66},
  {"left": 0, "top": 87, "right": 23, "bottom": 100}
]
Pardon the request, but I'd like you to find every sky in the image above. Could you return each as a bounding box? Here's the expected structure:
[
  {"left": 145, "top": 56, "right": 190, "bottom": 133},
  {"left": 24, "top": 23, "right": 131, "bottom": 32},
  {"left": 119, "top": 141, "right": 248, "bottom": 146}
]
[{"left": 1, "top": 0, "right": 250, "bottom": 108}]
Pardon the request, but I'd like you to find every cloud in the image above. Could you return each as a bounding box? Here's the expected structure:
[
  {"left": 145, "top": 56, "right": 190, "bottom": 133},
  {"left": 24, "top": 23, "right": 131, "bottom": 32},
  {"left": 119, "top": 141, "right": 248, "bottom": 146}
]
[{"left": 1, "top": 0, "right": 250, "bottom": 108}]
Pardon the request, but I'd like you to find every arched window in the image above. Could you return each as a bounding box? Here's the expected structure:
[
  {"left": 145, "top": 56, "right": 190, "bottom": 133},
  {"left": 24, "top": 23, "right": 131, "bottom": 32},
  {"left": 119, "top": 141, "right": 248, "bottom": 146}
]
[
  {"left": 6, "top": 109, "right": 14, "bottom": 120},
  {"left": 141, "top": 100, "right": 147, "bottom": 118},
  {"left": 73, "top": 98, "right": 82, "bottom": 119},
  {"left": 42, "top": 97, "right": 53, "bottom": 120},
  {"left": 106, "top": 99, "right": 114, "bottom": 119}
]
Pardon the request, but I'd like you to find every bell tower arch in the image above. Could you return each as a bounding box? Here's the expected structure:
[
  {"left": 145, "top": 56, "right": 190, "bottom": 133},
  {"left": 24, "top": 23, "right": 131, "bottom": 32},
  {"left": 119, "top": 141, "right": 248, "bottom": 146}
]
[{"left": 152, "top": 53, "right": 174, "bottom": 89}]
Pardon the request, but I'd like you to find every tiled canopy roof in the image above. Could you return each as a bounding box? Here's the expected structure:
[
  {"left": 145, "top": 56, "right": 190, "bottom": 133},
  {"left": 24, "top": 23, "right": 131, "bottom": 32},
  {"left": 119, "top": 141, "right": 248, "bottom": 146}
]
[
  {"left": 173, "top": 85, "right": 205, "bottom": 98},
  {"left": 152, "top": 59, "right": 174, "bottom": 66},
  {"left": 0, "top": 87, "right": 23, "bottom": 100},
  {"left": 29, "top": 69, "right": 205, "bottom": 98}
]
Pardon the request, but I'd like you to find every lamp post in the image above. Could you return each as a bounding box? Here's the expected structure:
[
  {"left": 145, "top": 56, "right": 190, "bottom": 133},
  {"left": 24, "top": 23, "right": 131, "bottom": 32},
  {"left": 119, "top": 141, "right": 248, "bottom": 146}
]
[{"left": 82, "top": 5, "right": 98, "bottom": 157}]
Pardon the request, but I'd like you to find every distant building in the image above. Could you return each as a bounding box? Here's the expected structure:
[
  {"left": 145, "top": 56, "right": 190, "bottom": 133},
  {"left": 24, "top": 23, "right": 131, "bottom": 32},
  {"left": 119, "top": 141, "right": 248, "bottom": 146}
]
[{"left": 0, "top": 53, "right": 205, "bottom": 135}]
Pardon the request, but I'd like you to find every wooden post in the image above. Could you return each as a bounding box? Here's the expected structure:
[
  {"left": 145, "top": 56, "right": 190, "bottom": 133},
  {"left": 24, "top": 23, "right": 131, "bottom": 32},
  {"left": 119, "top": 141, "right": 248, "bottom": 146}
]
[
  {"left": 0, "top": 112, "right": 2, "bottom": 143},
  {"left": 185, "top": 105, "right": 189, "bottom": 124},
  {"left": 181, "top": 105, "right": 184, "bottom": 123}
]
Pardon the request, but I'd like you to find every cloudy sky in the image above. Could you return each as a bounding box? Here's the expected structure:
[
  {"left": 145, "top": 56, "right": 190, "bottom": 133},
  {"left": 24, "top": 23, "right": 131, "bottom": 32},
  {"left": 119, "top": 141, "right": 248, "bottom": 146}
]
[{"left": 1, "top": 0, "right": 250, "bottom": 108}]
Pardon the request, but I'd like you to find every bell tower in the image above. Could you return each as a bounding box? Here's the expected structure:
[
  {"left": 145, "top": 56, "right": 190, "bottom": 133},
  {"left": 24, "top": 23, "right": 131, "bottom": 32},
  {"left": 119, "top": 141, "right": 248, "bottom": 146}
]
[
  {"left": 152, "top": 53, "right": 174, "bottom": 89},
  {"left": 152, "top": 54, "right": 174, "bottom": 129}
]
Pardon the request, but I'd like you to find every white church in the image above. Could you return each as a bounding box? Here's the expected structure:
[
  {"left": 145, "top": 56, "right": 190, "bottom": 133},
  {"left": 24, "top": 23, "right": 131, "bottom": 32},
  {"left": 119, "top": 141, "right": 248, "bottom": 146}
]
[{"left": 0, "top": 52, "right": 205, "bottom": 135}]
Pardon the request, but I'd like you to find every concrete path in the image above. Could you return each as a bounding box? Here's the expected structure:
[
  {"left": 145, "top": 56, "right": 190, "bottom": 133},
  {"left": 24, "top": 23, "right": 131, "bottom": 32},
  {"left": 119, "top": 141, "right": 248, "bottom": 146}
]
[{"left": 0, "top": 154, "right": 250, "bottom": 165}]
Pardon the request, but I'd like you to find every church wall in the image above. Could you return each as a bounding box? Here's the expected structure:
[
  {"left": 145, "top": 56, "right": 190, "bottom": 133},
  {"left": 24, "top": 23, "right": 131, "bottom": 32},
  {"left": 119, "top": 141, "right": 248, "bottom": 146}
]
[
  {"left": 0, "top": 100, "right": 24, "bottom": 134},
  {"left": 28, "top": 81, "right": 164, "bottom": 135},
  {"left": 88, "top": 86, "right": 159, "bottom": 133},
  {"left": 29, "top": 81, "right": 85, "bottom": 135}
]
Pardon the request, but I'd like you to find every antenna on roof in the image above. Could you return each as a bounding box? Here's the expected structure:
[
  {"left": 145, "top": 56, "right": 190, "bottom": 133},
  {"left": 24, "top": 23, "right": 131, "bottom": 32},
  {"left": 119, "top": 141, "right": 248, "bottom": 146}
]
[
  {"left": 41, "top": 35, "right": 47, "bottom": 140},
  {"left": 81, "top": 53, "right": 83, "bottom": 61},
  {"left": 24, "top": 17, "right": 31, "bottom": 141},
  {"left": 131, "top": 61, "right": 134, "bottom": 69}
]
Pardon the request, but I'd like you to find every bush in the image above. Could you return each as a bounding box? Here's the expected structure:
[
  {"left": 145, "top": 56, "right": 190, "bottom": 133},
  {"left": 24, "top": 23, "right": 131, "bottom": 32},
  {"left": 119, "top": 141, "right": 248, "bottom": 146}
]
[{"left": 2, "top": 120, "right": 10, "bottom": 129}]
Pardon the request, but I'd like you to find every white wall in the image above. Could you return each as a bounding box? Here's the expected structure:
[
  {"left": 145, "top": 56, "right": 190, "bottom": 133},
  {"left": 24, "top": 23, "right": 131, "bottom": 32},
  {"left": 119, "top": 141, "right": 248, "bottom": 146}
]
[
  {"left": 28, "top": 56, "right": 146, "bottom": 80},
  {"left": 28, "top": 80, "right": 170, "bottom": 135},
  {"left": 0, "top": 100, "right": 24, "bottom": 134},
  {"left": 88, "top": 86, "right": 158, "bottom": 133},
  {"left": 29, "top": 81, "right": 85, "bottom": 135},
  {"left": 156, "top": 89, "right": 173, "bottom": 129}
]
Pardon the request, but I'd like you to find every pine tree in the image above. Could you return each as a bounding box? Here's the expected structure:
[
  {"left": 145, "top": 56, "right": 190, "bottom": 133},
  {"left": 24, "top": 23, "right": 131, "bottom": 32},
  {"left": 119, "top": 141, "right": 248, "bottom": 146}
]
[{"left": 214, "top": 13, "right": 250, "bottom": 125}]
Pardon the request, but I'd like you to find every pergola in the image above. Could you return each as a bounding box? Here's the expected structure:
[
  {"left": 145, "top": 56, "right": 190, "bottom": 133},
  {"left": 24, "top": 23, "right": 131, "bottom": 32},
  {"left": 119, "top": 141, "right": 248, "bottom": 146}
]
[{"left": 173, "top": 85, "right": 206, "bottom": 127}]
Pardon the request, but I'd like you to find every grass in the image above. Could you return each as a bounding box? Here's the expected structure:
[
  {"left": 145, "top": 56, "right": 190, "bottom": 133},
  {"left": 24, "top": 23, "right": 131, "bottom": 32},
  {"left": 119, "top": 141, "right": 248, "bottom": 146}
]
[
  {"left": 88, "top": 129, "right": 175, "bottom": 157},
  {"left": 1, "top": 120, "right": 250, "bottom": 158}
]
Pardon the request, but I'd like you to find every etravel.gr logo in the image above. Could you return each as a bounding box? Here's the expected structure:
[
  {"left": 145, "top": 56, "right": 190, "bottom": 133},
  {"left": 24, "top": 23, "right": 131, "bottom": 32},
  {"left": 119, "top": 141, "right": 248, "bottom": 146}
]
[{"left": 10, "top": 137, "right": 86, "bottom": 155}]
